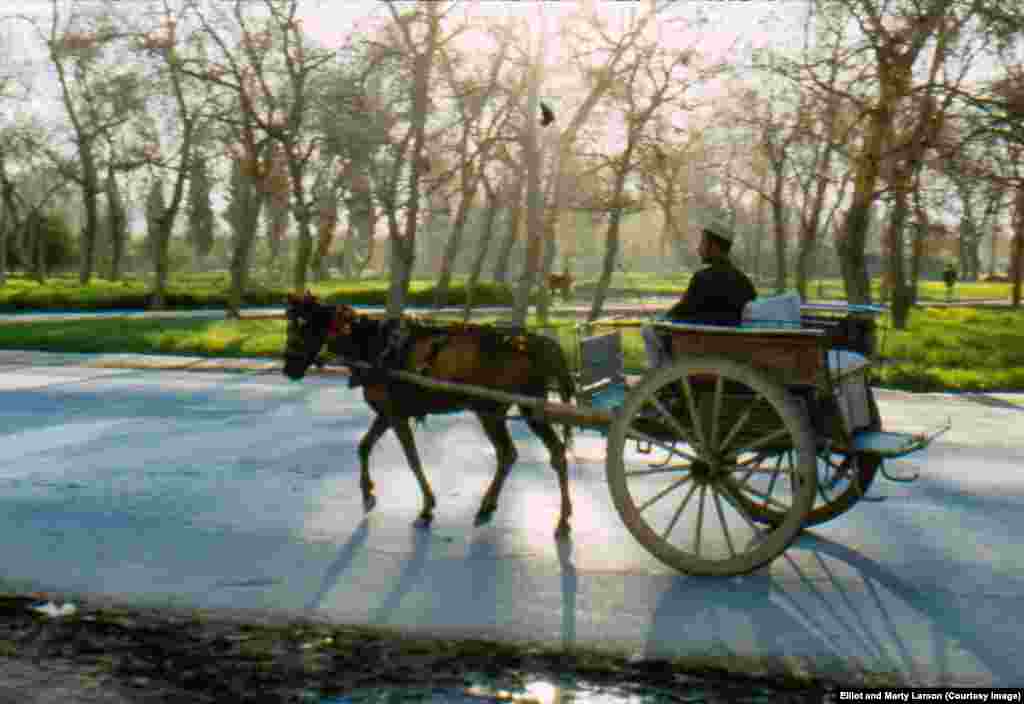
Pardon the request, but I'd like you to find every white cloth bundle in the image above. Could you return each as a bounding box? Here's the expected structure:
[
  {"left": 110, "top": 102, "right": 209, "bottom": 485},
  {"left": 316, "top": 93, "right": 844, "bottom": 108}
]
[{"left": 742, "top": 292, "right": 802, "bottom": 327}]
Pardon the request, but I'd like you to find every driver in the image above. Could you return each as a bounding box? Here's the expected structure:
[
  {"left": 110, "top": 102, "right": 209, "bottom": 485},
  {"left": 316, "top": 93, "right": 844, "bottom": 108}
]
[{"left": 642, "top": 220, "right": 757, "bottom": 368}]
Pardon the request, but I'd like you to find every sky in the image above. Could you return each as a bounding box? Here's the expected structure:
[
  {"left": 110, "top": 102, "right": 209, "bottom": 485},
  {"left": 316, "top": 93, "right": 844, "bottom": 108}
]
[{"left": 1, "top": 0, "right": 809, "bottom": 107}]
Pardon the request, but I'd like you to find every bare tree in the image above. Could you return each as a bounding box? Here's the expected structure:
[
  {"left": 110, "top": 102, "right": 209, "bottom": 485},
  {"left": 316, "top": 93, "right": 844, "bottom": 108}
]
[
  {"left": 13, "top": 0, "right": 149, "bottom": 284},
  {"left": 584, "top": 42, "right": 702, "bottom": 322},
  {"left": 187, "top": 0, "right": 337, "bottom": 295},
  {"left": 432, "top": 30, "right": 514, "bottom": 309}
]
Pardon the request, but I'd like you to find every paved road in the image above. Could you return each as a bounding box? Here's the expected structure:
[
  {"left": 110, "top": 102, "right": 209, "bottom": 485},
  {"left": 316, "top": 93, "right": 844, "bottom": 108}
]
[{"left": 0, "top": 351, "right": 1022, "bottom": 688}]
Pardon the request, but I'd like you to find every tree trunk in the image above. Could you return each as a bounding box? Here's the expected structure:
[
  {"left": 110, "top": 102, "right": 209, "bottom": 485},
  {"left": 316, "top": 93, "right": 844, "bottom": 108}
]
[
  {"left": 511, "top": 61, "right": 544, "bottom": 327},
  {"left": 492, "top": 175, "right": 523, "bottom": 284},
  {"left": 795, "top": 240, "right": 816, "bottom": 302},
  {"left": 886, "top": 188, "right": 913, "bottom": 329},
  {"left": 771, "top": 174, "right": 787, "bottom": 294},
  {"left": 387, "top": 9, "right": 438, "bottom": 318},
  {"left": 78, "top": 154, "right": 101, "bottom": 285},
  {"left": 462, "top": 191, "right": 502, "bottom": 322},
  {"left": 28, "top": 213, "right": 45, "bottom": 283},
  {"left": 292, "top": 205, "right": 315, "bottom": 292},
  {"left": 434, "top": 190, "right": 473, "bottom": 309},
  {"left": 1012, "top": 184, "right": 1024, "bottom": 309},
  {"left": 151, "top": 224, "right": 172, "bottom": 309},
  {"left": 587, "top": 206, "right": 622, "bottom": 323},
  {"left": 0, "top": 205, "right": 7, "bottom": 286},
  {"left": 838, "top": 97, "right": 892, "bottom": 305}
]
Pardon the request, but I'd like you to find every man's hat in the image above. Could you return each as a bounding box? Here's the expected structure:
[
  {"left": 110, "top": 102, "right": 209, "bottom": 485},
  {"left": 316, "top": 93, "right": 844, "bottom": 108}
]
[{"left": 701, "top": 218, "right": 734, "bottom": 243}]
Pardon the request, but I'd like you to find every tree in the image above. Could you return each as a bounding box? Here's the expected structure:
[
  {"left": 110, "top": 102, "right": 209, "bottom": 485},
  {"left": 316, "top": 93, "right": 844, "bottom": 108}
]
[
  {"left": 186, "top": 150, "right": 215, "bottom": 270},
  {"left": 585, "top": 40, "right": 701, "bottom": 323},
  {"left": 376, "top": 1, "right": 452, "bottom": 316},
  {"left": 103, "top": 165, "right": 128, "bottom": 280},
  {"left": 432, "top": 28, "right": 514, "bottom": 309},
  {"left": 133, "top": 7, "right": 202, "bottom": 309},
  {"left": 530, "top": 0, "right": 672, "bottom": 324},
  {"left": 188, "top": 0, "right": 337, "bottom": 294},
  {"left": 14, "top": 0, "right": 154, "bottom": 284}
]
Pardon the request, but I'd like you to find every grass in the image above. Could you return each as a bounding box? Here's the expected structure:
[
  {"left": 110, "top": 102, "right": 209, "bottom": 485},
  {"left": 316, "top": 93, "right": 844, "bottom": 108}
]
[
  {"left": 872, "top": 306, "right": 1024, "bottom": 392},
  {"left": 0, "top": 273, "right": 517, "bottom": 310},
  {"left": 2, "top": 305, "right": 1024, "bottom": 393},
  {"left": 1, "top": 273, "right": 1022, "bottom": 392}
]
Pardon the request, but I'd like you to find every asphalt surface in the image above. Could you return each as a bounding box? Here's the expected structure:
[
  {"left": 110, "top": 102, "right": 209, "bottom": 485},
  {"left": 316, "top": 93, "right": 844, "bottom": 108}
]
[{"left": 0, "top": 348, "right": 1022, "bottom": 689}]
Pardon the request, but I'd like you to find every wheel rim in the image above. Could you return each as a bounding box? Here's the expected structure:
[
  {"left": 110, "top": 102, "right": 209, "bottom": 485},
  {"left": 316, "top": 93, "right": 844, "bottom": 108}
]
[
  {"left": 739, "top": 449, "right": 881, "bottom": 527},
  {"left": 606, "top": 357, "right": 817, "bottom": 577}
]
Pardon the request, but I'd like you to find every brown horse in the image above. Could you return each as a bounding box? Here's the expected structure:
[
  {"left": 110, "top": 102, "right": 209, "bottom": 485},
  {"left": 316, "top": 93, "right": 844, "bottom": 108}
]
[
  {"left": 548, "top": 271, "right": 574, "bottom": 301},
  {"left": 281, "top": 293, "right": 576, "bottom": 538}
]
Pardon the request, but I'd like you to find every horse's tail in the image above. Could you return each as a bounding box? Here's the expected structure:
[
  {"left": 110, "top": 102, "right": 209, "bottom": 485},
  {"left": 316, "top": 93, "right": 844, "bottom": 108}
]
[{"left": 535, "top": 333, "right": 576, "bottom": 450}]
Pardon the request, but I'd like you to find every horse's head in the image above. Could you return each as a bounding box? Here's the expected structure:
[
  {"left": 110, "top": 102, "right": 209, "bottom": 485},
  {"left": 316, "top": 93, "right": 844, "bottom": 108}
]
[{"left": 282, "top": 291, "right": 357, "bottom": 380}]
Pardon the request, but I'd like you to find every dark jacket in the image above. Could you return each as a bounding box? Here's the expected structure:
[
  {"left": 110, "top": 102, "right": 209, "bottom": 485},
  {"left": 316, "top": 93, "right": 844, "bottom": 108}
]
[{"left": 666, "top": 256, "right": 757, "bottom": 326}]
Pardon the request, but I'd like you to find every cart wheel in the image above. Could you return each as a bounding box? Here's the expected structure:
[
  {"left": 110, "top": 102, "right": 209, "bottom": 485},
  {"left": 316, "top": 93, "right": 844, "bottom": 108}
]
[
  {"left": 606, "top": 356, "right": 816, "bottom": 577},
  {"left": 740, "top": 392, "right": 882, "bottom": 527}
]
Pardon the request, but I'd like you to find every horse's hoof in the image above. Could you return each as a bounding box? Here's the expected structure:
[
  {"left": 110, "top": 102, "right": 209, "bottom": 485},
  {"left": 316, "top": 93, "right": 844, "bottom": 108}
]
[
  {"left": 363, "top": 495, "right": 377, "bottom": 512},
  {"left": 414, "top": 514, "right": 433, "bottom": 529},
  {"left": 474, "top": 509, "right": 495, "bottom": 527}
]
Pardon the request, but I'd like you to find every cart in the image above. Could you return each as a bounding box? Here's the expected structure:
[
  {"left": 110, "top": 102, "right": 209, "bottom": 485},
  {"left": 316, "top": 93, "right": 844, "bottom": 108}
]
[{"left": 348, "top": 302, "right": 945, "bottom": 577}]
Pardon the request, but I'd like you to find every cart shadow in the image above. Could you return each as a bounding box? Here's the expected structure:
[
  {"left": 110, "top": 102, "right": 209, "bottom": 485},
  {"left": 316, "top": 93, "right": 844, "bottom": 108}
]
[{"left": 641, "top": 531, "right": 1020, "bottom": 686}]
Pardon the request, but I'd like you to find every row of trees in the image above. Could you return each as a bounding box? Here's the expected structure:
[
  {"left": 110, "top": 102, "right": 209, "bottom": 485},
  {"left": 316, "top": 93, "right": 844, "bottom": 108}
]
[{"left": 1, "top": 0, "right": 1023, "bottom": 326}]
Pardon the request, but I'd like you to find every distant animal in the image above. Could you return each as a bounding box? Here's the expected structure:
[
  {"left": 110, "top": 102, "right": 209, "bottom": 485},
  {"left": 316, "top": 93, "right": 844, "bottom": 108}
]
[
  {"left": 281, "top": 292, "right": 576, "bottom": 538},
  {"left": 982, "top": 273, "right": 1011, "bottom": 283},
  {"left": 548, "top": 271, "right": 574, "bottom": 301},
  {"left": 540, "top": 101, "right": 556, "bottom": 127}
]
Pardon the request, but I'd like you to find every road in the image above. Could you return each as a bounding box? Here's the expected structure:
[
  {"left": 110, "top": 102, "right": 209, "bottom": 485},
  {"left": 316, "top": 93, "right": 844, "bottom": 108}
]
[{"left": 0, "top": 351, "right": 1022, "bottom": 688}]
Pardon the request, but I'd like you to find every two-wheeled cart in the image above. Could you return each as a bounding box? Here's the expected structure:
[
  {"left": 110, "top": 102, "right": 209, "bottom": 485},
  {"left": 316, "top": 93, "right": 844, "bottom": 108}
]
[{"left": 373, "top": 303, "right": 945, "bottom": 577}]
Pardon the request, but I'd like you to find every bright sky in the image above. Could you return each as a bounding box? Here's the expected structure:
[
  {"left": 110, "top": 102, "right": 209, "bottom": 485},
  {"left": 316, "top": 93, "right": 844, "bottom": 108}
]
[{"left": 1, "top": 0, "right": 808, "bottom": 106}]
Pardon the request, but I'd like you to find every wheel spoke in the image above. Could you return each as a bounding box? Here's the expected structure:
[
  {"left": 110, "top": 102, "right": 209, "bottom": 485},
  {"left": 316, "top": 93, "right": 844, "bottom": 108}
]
[
  {"left": 694, "top": 484, "right": 707, "bottom": 557},
  {"left": 712, "top": 489, "right": 736, "bottom": 558},
  {"left": 625, "top": 425, "right": 701, "bottom": 464},
  {"left": 734, "top": 426, "right": 790, "bottom": 453},
  {"left": 647, "top": 394, "right": 701, "bottom": 450},
  {"left": 662, "top": 481, "right": 699, "bottom": 541},
  {"left": 766, "top": 451, "right": 787, "bottom": 499},
  {"left": 680, "top": 376, "right": 707, "bottom": 453},
  {"left": 626, "top": 464, "right": 693, "bottom": 477},
  {"left": 709, "top": 375, "right": 724, "bottom": 454},
  {"left": 637, "top": 476, "right": 692, "bottom": 513},
  {"left": 718, "top": 480, "right": 764, "bottom": 534},
  {"left": 732, "top": 479, "right": 794, "bottom": 512},
  {"left": 719, "top": 404, "right": 755, "bottom": 455},
  {"left": 729, "top": 453, "right": 797, "bottom": 473}
]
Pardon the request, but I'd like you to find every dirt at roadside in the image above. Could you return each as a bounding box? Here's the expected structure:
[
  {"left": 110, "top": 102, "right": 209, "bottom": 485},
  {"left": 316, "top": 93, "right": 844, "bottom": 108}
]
[{"left": 0, "top": 593, "right": 836, "bottom": 704}]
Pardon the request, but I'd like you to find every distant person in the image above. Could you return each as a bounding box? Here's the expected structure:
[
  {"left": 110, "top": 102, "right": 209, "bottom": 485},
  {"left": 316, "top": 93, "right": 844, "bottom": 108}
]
[
  {"left": 642, "top": 221, "right": 757, "bottom": 369},
  {"left": 943, "top": 263, "right": 958, "bottom": 303}
]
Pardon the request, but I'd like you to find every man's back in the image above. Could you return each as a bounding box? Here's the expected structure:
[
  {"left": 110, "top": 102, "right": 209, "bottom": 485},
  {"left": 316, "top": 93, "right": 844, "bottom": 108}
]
[{"left": 667, "top": 256, "right": 757, "bottom": 326}]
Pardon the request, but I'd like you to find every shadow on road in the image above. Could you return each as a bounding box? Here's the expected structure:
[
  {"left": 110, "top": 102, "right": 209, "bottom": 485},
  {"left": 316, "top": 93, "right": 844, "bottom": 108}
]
[{"left": 643, "top": 531, "right": 1019, "bottom": 686}]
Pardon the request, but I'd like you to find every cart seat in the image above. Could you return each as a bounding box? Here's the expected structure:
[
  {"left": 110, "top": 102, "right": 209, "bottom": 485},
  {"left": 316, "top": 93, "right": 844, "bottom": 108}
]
[
  {"left": 578, "top": 330, "right": 627, "bottom": 411},
  {"left": 826, "top": 349, "right": 871, "bottom": 378}
]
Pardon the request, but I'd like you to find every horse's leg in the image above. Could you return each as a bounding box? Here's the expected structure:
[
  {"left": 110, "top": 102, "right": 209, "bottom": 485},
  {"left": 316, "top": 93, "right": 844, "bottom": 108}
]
[
  {"left": 358, "top": 414, "right": 390, "bottom": 512},
  {"left": 390, "top": 416, "right": 436, "bottom": 526},
  {"left": 474, "top": 410, "right": 517, "bottom": 526},
  {"left": 525, "top": 417, "right": 572, "bottom": 539}
]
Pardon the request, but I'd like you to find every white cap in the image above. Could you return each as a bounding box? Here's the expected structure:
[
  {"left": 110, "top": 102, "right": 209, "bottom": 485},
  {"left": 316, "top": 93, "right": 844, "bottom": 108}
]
[{"left": 702, "top": 218, "right": 734, "bottom": 243}]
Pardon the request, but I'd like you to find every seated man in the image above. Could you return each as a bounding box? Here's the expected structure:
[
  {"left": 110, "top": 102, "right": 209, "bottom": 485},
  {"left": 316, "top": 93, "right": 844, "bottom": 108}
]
[{"left": 642, "top": 221, "right": 757, "bottom": 368}]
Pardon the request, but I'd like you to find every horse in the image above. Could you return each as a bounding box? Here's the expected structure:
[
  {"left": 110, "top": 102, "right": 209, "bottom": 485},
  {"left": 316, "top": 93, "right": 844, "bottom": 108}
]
[
  {"left": 548, "top": 271, "right": 574, "bottom": 302},
  {"left": 281, "top": 293, "right": 576, "bottom": 538}
]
